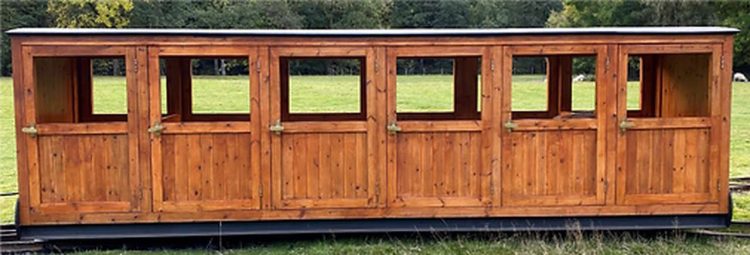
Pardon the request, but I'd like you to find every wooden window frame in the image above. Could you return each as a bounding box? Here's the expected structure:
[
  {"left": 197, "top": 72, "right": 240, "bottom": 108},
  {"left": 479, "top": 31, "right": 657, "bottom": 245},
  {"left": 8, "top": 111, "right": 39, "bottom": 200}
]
[
  {"left": 505, "top": 46, "right": 603, "bottom": 120},
  {"left": 280, "top": 56, "right": 367, "bottom": 122},
  {"left": 157, "top": 46, "right": 254, "bottom": 122},
  {"left": 29, "top": 46, "right": 130, "bottom": 123},
  {"left": 621, "top": 44, "right": 718, "bottom": 119},
  {"left": 389, "top": 46, "right": 483, "bottom": 121},
  {"left": 272, "top": 47, "right": 370, "bottom": 122}
]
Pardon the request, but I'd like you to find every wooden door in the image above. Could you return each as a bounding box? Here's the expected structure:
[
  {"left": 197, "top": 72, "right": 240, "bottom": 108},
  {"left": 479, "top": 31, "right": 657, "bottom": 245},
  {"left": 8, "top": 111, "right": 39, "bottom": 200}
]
[
  {"left": 20, "top": 46, "right": 145, "bottom": 215},
  {"left": 269, "top": 47, "right": 386, "bottom": 209},
  {"left": 500, "top": 45, "right": 611, "bottom": 207},
  {"left": 148, "top": 46, "right": 262, "bottom": 212},
  {"left": 386, "top": 47, "right": 493, "bottom": 208},
  {"left": 615, "top": 44, "right": 723, "bottom": 205}
]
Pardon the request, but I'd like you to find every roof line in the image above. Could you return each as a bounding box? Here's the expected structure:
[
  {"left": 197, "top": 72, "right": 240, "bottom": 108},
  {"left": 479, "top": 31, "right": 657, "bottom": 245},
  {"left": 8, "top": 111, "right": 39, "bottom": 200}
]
[{"left": 6, "top": 27, "right": 740, "bottom": 36}]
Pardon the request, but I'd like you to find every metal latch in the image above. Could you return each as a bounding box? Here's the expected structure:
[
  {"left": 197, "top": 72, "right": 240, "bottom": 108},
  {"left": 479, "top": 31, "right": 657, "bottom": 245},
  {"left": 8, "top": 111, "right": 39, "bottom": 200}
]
[
  {"left": 503, "top": 120, "right": 517, "bottom": 132},
  {"left": 21, "top": 124, "right": 38, "bottom": 138},
  {"left": 147, "top": 122, "right": 164, "bottom": 137},
  {"left": 386, "top": 122, "right": 401, "bottom": 135},
  {"left": 619, "top": 119, "right": 635, "bottom": 133},
  {"left": 269, "top": 120, "right": 284, "bottom": 135}
]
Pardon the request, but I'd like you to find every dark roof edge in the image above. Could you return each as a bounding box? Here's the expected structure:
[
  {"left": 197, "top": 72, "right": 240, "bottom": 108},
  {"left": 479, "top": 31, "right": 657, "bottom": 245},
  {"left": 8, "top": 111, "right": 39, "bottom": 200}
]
[{"left": 5, "top": 27, "right": 740, "bottom": 37}]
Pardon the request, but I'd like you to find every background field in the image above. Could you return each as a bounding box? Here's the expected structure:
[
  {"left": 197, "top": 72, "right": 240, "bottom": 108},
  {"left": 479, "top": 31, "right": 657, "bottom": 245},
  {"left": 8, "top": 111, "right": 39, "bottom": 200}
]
[{"left": 2, "top": 75, "right": 750, "bottom": 253}]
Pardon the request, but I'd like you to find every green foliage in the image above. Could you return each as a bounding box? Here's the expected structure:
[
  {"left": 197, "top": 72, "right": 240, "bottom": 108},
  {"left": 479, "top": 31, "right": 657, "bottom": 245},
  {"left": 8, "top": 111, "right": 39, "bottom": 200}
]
[
  {"left": 470, "top": 0, "right": 562, "bottom": 28},
  {"left": 389, "top": 0, "right": 472, "bottom": 28},
  {"left": 292, "top": 0, "right": 386, "bottom": 29},
  {"left": 0, "top": 0, "right": 49, "bottom": 76},
  {"left": 47, "top": 0, "right": 134, "bottom": 28},
  {"left": 716, "top": 0, "right": 750, "bottom": 72}
]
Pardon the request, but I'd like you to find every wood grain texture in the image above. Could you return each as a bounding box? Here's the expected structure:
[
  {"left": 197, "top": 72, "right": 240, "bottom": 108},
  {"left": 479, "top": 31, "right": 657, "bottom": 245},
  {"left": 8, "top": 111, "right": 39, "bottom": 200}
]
[{"left": 11, "top": 34, "right": 734, "bottom": 225}]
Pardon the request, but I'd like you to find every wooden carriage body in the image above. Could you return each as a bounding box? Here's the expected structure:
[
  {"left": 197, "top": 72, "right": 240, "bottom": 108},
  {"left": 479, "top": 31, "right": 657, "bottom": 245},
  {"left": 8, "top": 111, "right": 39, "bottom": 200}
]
[{"left": 7, "top": 27, "right": 738, "bottom": 238}]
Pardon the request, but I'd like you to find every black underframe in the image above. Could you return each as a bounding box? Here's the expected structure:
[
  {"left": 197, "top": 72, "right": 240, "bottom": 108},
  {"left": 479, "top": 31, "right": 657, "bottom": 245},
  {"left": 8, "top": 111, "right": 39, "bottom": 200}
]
[{"left": 19, "top": 214, "right": 730, "bottom": 241}]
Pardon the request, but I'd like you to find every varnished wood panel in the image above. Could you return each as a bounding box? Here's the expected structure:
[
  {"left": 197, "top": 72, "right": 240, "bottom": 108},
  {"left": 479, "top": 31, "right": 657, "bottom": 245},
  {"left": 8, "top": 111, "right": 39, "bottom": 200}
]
[
  {"left": 391, "top": 131, "right": 484, "bottom": 207},
  {"left": 33, "top": 57, "right": 76, "bottom": 123},
  {"left": 503, "top": 130, "right": 600, "bottom": 206},
  {"left": 276, "top": 132, "right": 373, "bottom": 209},
  {"left": 36, "top": 134, "right": 132, "bottom": 212},
  {"left": 619, "top": 128, "right": 713, "bottom": 204},
  {"left": 156, "top": 133, "right": 259, "bottom": 211},
  {"left": 660, "top": 54, "right": 711, "bottom": 117}
]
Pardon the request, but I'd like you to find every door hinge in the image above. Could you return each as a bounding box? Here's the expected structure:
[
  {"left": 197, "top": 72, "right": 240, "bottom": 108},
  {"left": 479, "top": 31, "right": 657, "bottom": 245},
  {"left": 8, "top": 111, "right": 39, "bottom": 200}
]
[
  {"left": 717, "top": 180, "right": 722, "bottom": 192},
  {"left": 490, "top": 61, "right": 496, "bottom": 71},
  {"left": 133, "top": 59, "right": 139, "bottom": 73},
  {"left": 256, "top": 57, "right": 262, "bottom": 73},
  {"left": 259, "top": 185, "right": 264, "bottom": 198},
  {"left": 720, "top": 55, "right": 726, "bottom": 70}
]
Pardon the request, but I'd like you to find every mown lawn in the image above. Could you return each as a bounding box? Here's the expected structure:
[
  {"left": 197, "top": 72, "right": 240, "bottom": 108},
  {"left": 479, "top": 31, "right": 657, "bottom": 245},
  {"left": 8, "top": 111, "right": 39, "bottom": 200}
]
[{"left": 2, "top": 75, "right": 750, "bottom": 253}]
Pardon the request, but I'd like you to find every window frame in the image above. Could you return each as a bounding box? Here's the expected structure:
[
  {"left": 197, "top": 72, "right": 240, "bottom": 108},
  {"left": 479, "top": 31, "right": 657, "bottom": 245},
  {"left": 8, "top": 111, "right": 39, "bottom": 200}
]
[
  {"left": 388, "top": 46, "right": 485, "bottom": 121},
  {"left": 156, "top": 46, "right": 256, "bottom": 123},
  {"left": 28, "top": 46, "right": 132, "bottom": 124},
  {"left": 620, "top": 44, "right": 719, "bottom": 119},
  {"left": 504, "top": 45, "right": 604, "bottom": 120},
  {"left": 272, "top": 47, "right": 371, "bottom": 122}
]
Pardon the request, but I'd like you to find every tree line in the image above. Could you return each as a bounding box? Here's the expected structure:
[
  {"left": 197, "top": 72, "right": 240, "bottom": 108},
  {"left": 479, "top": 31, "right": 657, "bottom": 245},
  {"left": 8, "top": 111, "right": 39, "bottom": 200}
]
[{"left": 1, "top": 0, "right": 749, "bottom": 76}]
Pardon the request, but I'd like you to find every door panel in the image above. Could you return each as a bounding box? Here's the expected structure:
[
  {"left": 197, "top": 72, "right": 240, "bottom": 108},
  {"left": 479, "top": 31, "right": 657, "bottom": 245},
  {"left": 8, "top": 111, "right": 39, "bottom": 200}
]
[
  {"left": 499, "top": 45, "right": 609, "bottom": 207},
  {"left": 22, "top": 46, "right": 141, "bottom": 214},
  {"left": 616, "top": 44, "right": 721, "bottom": 205},
  {"left": 385, "top": 46, "right": 492, "bottom": 208},
  {"left": 393, "top": 130, "right": 484, "bottom": 207},
  {"left": 277, "top": 131, "right": 372, "bottom": 208},
  {"left": 269, "top": 47, "right": 382, "bottom": 209},
  {"left": 621, "top": 128, "right": 712, "bottom": 204},
  {"left": 504, "top": 130, "right": 599, "bottom": 206},
  {"left": 148, "top": 46, "right": 261, "bottom": 212}
]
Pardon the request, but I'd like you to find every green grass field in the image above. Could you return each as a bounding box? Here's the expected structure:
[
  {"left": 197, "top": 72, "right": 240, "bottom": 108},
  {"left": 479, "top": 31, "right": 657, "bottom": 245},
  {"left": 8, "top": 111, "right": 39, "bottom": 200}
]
[{"left": 2, "top": 75, "right": 750, "bottom": 253}]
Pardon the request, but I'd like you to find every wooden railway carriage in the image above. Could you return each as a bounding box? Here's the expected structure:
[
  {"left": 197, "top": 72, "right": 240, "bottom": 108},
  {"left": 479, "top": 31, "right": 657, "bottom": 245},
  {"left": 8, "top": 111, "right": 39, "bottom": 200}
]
[{"left": 7, "top": 27, "right": 738, "bottom": 239}]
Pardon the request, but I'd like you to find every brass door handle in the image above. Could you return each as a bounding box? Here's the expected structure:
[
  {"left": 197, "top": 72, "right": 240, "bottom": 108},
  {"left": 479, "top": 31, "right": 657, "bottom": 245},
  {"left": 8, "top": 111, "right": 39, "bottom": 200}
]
[
  {"left": 503, "top": 120, "right": 517, "bottom": 132},
  {"left": 21, "top": 124, "right": 38, "bottom": 138},
  {"left": 386, "top": 122, "right": 401, "bottom": 135},
  {"left": 148, "top": 122, "right": 164, "bottom": 136},
  {"left": 619, "top": 119, "right": 635, "bottom": 133},
  {"left": 269, "top": 120, "right": 284, "bottom": 135}
]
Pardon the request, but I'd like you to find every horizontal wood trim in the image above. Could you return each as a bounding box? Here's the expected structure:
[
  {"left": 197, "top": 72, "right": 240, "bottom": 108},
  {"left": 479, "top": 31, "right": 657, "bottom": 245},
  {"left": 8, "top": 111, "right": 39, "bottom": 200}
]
[
  {"left": 627, "top": 117, "right": 712, "bottom": 130},
  {"left": 390, "top": 46, "right": 485, "bottom": 57},
  {"left": 390, "top": 197, "right": 485, "bottom": 208},
  {"left": 157, "top": 200, "right": 260, "bottom": 212},
  {"left": 623, "top": 44, "right": 716, "bottom": 55},
  {"left": 25, "top": 203, "right": 723, "bottom": 225},
  {"left": 505, "top": 195, "right": 600, "bottom": 207},
  {"left": 157, "top": 46, "right": 255, "bottom": 56},
  {"left": 33, "top": 202, "right": 131, "bottom": 213},
  {"left": 272, "top": 47, "right": 368, "bottom": 57},
  {"left": 278, "top": 198, "right": 372, "bottom": 209},
  {"left": 512, "top": 119, "right": 597, "bottom": 131},
  {"left": 281, "top": 121, "right": 367, "bottom": 133},
  {"left": 161, "top": 121, "right": 251, "bottom": 134},
  {"left": 508, "top": 45, "right": 601, "bottom": 55},
  {"left": 621, "top": 193, "right": 714, "bottom": 205},
  {"left": 18, "top": 35, "right": 728, "bottom": 48},
  {"left": 37, "top": 122, "right": 127, "bottom": 135},
  {"left": 397, "top": 120, "right": 482, "bottom": 132},
  {"left": 28, "top": 45, "right": 127, "bottom": 56}
]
